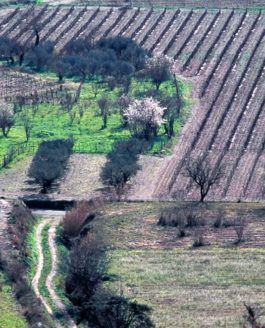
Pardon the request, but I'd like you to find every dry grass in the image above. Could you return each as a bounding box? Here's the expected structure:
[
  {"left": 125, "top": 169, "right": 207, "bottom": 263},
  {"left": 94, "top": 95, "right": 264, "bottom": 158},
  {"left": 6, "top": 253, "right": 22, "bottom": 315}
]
[
  {"left": 0, "top": 154, "right": 106, "bottom": 198},
  {"left": 92, "top": 202, "right": 265, "bottom": 327}
]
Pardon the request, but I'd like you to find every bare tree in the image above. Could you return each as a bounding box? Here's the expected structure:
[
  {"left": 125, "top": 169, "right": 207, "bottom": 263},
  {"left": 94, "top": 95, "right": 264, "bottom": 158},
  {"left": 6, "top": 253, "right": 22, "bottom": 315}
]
[{"left": 185, "top": 157, "right": 224, "bottom": 202}]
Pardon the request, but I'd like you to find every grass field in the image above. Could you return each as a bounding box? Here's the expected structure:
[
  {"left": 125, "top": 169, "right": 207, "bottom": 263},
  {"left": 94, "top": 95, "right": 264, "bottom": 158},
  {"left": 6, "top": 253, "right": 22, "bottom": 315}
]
[
  {"left": 0, "top": 272, "right": 27, "bottom": 328},
  {"left": 91, "top": 201, "right": 265, "bottom": 328},
  {"left": 0, "top": 75, "right": 193, "bottom": 163}
]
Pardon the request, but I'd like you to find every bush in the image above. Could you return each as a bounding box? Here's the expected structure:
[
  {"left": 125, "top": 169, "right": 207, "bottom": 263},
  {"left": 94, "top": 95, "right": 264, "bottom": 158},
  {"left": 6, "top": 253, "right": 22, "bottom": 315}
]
[
  {"left": 233, "top": 216, "right": 247, "bottom": 244},
  {"left": 213, "top": 208, "right": 225, "bottom": 228},
  {"left": 1, "top": 200, "right": 52, "bottom": 327},
  {"left": 158, "top": 206, "right": 202, "bottom": 228},
  {"left": 28, "top": 138, "right": 73, "bottom": 193},
  {"left": 65, "top": 228, "right": 109, "bottom": 310},
  {"left": 177, "top": 227, "right": 186, "bottom": 238},
  {"left": 192, "top": 228, "right": 205, "bottom": 248},
  {"left": 62, "top": 201, "right": 95, "bottom": 243},
  {"left": 62, "top": 197, "right": 106, "bottom": 246},
  {"left": 84, "top": 288, "right": 155, "bottom": 328}
]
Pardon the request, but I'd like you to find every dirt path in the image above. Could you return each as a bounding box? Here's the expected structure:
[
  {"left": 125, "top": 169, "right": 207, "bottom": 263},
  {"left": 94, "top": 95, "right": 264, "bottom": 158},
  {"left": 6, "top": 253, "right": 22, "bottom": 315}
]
[
  {"left": 32, "top": 212, "right": 77, "bottom": 328},
  {"left": 0, "top": 199, "right": 12, "bottom": 258},
  {"left": 32, "top": 219, "right": 54, "bottom": 316},
  {"left": 46, "top": 221, "right": 78, "bottom": 328}
]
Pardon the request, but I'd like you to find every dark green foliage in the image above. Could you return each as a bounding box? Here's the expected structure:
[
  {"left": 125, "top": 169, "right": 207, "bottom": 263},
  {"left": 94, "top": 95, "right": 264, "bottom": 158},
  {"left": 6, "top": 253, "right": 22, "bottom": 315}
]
[
  {"left": 100, "top": 138, "right": 148, "bottom": 198},
  {"left": 96, "top": 36, "right": 147, "bottom": 71},
  {"left": 28, "top": 138, "right": 73, "bottom": 193},
  {"left": 26, "top": 41, "right": 54, "bottom": 71},
  {"left": 53, "top": 36, "right": 146, "bottom": 82},
  {"left": 0, "top": 37, "right": 20, "bottom": 65}
]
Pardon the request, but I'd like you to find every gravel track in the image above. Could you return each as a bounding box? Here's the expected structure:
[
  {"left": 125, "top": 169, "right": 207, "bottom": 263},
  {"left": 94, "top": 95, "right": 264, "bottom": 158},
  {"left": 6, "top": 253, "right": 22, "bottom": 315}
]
[{"left": 32, "top": 212, "right": 77, "bottom": 328}]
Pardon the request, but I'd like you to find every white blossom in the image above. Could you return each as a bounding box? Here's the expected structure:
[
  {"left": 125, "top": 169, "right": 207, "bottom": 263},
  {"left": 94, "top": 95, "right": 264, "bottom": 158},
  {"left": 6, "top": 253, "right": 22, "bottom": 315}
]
[{"left": 124, "top": 97, "right": 166, "bottom": 139}]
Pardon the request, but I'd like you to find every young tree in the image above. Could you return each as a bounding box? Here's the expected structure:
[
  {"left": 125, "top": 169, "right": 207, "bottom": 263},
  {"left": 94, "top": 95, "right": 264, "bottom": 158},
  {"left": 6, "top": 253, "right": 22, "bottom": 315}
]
[
  {"left": 21, "top": 115, "right": 33, "bottom": 142},
  {"left": 117, "top": 94, "right": 132, "bottom": 127},
  {"left": 160, "top": 82, "right": 183, "bottom": 138},
  {"left": 97, "top": 97, "right": 110, "bottom": 129},
  {"left": 145, "top": 55, "right": 173, "bottom": 90},
  {"left": 28, "top": 139, "right": 73, "bottom": 193},
  {"left": 185, "top": 157, "right": 224, "bottom": 202},
  {"left": 0, "top": 101, "right": 15, "bottom": 137},
  {"left": 124, "top": 97, "right": 165, "bottom": 140}
]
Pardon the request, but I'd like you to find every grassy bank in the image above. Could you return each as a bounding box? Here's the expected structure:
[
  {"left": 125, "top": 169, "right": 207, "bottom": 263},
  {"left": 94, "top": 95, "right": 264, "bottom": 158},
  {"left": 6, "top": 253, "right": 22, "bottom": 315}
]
[{"left": 0, "top": 272, "right": 27, "bottom": 328}]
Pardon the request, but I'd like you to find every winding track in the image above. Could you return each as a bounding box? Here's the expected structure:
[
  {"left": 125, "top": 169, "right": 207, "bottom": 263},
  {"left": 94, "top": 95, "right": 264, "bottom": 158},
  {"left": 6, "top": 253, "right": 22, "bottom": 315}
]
[{"left": 32, "top": 211, "right": 77, "bottom": 328}]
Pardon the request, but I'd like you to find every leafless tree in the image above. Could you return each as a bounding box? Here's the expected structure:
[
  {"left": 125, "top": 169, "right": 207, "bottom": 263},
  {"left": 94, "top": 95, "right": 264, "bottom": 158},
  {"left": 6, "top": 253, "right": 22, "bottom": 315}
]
[{"left": 185, "top": 157, "right": 224, "bottom": 202}]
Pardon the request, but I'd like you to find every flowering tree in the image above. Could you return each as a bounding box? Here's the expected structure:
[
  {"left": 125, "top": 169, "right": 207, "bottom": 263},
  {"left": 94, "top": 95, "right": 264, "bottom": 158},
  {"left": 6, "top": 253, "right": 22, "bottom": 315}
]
[
  {"left": 124, "top": 97, "right": 166, "bottom": 140},
  {"left": 0, "top": 101, "right": 15, "bottom": 137},
  {"left": 145, "top": 55, "right": 173, "bottom": 90}
]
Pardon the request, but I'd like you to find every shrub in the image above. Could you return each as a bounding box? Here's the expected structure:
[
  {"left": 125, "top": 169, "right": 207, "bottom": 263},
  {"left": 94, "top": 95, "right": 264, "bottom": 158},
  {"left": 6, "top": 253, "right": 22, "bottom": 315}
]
[
  {"left": 213, "top": 208, "right": 225, "bottom": 228},
  {"left": 233, "top": 216, "right": 247, "bottom": 245},
  {"left": 192, "top": 228, "right": 205, "bottom": 248},
  {"left": 177, "top": 227, "right": 186, "bottom": 238},
  {"left": 85, "top": 288, "right": 155, "bottom": 328},
  {"left": 65, "top": 228, "right": 109, "bottom": 310},
  {"left": 62, "top": 201, "right": 94, "bottom": 243},
  {"left": 158, "top": 206, "right": 202, "bottom": 228}
]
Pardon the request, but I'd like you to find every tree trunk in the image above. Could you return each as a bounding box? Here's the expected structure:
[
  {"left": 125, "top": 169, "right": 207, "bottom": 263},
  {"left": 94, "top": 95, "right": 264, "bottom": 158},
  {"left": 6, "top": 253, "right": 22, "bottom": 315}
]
[{"left": 19, "top": 52, "right": 24, "bottom": 66}]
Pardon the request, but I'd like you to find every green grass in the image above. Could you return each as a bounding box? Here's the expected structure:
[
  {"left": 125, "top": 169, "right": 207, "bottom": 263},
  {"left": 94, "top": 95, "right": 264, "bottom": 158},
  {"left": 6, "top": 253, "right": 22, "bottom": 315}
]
[
  {"left": 0, "top": 272, "right": 27, "bottom": 328},
  {"left": 39, "top": 224, "right": 52, "bottom": 304},
  {"left": 107, "top": 248, "right": 265, "bottom": 327},
  {"left": 27, "top": 216, "right": 41, "bottom": 280},
  {"left": 55, "top": 226, "right": 75, "bottom": 315},
  {"left": 0, "top": 75, "right": 193, "bottom": 165}
]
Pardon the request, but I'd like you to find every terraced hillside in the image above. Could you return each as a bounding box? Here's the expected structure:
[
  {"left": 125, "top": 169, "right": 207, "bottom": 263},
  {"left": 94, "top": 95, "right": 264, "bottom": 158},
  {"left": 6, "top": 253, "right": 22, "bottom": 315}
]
[{"left": 0, "top": 6, "right": 265, "bottom": 201}]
